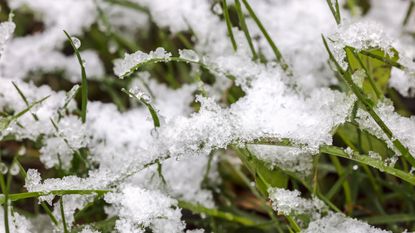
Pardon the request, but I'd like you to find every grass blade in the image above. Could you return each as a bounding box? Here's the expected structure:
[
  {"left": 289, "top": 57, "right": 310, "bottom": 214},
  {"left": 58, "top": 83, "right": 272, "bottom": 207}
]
[
  {"left": 121, "top": 88, "right": 160, "bottom": 128},
  {"left": 222, "top": 0, "right": 237, "bottom": 51},
  {"left": 403, "top": 1, "right": 415, "bottom": 26},
  {"left": 326, "top": 0, "right": 341, "bottom": 25},
  {"left": 320, "top": 145, "right": 415, "bottom": 186},
  {"left": 240, "top": 0, "right": 291, "bottom": 74},
  {"left": 63, "top": 30, "right": 88, "bottom": 124},
  {"left": 59, "top": 198, "right": 69, "bottom": 233},
  {"left": 322, "top": 35, "right": 415, "bottom": 167},
  {"left": 178, "top": 200, "right": 257, "bottom": 226},
  {"left": 234, "top": 0, "right": 257, "bottom": 60}
]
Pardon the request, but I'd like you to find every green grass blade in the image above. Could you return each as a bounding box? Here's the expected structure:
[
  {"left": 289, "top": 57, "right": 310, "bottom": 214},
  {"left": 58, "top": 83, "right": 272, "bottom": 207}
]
[
  {"left": 63, "top": 30, "right": 88, "bottom": 124},
  {"left": 326, "top": 166, "right": 352, "bottom": 200},
  {"left": 320, "top": 145, "right": 415, "bottom": 186},
  {"left": 59, "top": 198, "right": 69, "bottom": 233},
  {"left": 121, "top": 88, "right": 160, "bottom": 128},
  {"left": 403, "top": 1, "right": 415, "bottom": 26},
  {"left": 0, "top": 173, "right": 10, "bottom": 233},
  {"left": 240, "top": 0, "right": 291, "bottom": 74},
  {"left": 322, "top": 35, "right": 415, "bottom": 167},
  {"left": 0, "top": 189, "right": 110, "bottom": 205},
  {"left": 234, "top": 0, "right": 257, "bottom": 59},
  {"left": 348, "top": 49, "right": 383, "bottom": 100},
  {"left": 364, "top": 214, "right": 415, "bottom": 225},
  {"left": 222, "top": 0, "right": 237, "bottom": 51},
  {"left": 0, "top": 95, "right": 50, "bottom": 131},
  {"left": 326, "top": 0, "right": 341, "bottom": 25},
  {"left": 178, "top": 200, "right": 257, "bottom": 226},
  {"left": 354, "top": 48, "right": 405, "bottom": 70}
]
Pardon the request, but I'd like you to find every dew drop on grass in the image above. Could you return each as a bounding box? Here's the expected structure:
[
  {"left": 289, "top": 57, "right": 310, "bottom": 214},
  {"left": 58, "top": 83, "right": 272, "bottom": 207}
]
[
  {"left": 71, "top": 36, "right": 81, "bottom": 49},
  {"left": 352, "top": 165, "right": 359, "bottom": 170},
  {"left": 151, "top": 128, "right": 159, "bottom": 138},
  {"left": 129, "top": 87, "right": 152, "bottom": 103},
  {"left": 179, "top": 49, "right": 199, "bottom": 62},
  {"left": 10, "top": 163, "right": 19, "bottom": 176},
  {"left": 212, "top": 3, "right": 223, "bottom": 15},
  {"left": 0, "top": 162, "right": 8, "bottom": 174},
  {"left": 109, "top": 40, "right": 118, "bottom": 54},
  {"left": 141, "top": 93, "right": 151, "bottom": 103}
]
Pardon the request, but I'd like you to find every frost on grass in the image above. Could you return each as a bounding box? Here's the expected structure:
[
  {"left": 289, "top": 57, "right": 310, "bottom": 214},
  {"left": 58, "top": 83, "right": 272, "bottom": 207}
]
[
  {"left": 330, "top": 21, "right": 394, "bottom": 69},
  {"left": 3, "top": 0, "right": 415, "bottom": 232},
  {"left": 269, "top": 188, "right": 391, "bottom": 232},
  {"left": 248, "top": 145, "right": 313, "bottom": 176},
  {"left": 303, "top": 213, "right": 391, "bottom": 233},
  {"left": 268, "top": 188, "right": 327, "bottom": 222},
  {"left": 2, "top": 0, "right": 103, "bottom": 82},
  {"left": 0, "top": 20, "right": 15, "bottom": 59},
  {"left": 0, "top": 208, "right": 33, "bottom": 233},
  {"left": 104, "top": 185, "right": 184, "bottom": 233},
  {"left": 113, "top": 48, "right": 172, "bottom": 78},
  {"left": 356, "top": 100, "right": 415, "bottom": 160}
]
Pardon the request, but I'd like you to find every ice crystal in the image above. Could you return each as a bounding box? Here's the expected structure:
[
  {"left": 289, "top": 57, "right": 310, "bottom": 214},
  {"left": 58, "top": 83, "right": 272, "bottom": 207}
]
[
  {"left": 113, "top": 48, "right": 172, "bottom": 78},
  {"left": 104, "top": 185, "right": 184, "bottom": 233},
  {"left": 268, "top": 188, "right": 327, "bottom": 221},
  {"left": 304, "top": 213, "right": 391, "bottom": 233},
  {"left": 71, "top": 36, "right": 81, "bottom": 49},
  {"left": 0, "top": 20, "right": 15, "bottom": 58},
  {"left": 179, "top": 49, "right": 200, "bottom": 62}
]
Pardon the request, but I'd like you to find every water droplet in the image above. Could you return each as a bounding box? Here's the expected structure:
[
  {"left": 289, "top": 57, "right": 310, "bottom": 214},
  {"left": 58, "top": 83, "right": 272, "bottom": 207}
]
[
  {"left": 9, "top": 163, "right": 19, "bottom": 176},
  {"left": 141, "top": 93, "right": 151, "bottom": 103},
  {"left": 212, "top": 2, "right": 223, "bottom": 15},
  {"left": 18, "top": 146, "right": 26, "bottom": 156},
  {"left": 352, "top": 165, "right": 358, "bottom": 170},
  {"left": 71, "top": 36, "right": 81, "bottom": 49},
  {"left": 151, "top": 128, "right": 159, "bottom": 138},
  {"left": 179, "top": 49, "right": 200, "bottom": 62},
  {"left": 0, "top": 163, "right": 8, "bottom": 174},
  {"left": 109, "top": 40, "right": 118, "bottom": 54},
  {"left": 81, "top": 59, "right": 86, "bottom": 67},
  {"left": 129, "top": 87, "right": 151, "bottom": 103}
]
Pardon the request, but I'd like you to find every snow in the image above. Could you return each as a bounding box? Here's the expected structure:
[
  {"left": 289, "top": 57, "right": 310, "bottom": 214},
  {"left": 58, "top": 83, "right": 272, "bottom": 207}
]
[
  {"left": 304, "top": 213, "right": 391, "bottom": 233},
  {"left": 1, "top": 0, "right": 415, "bottom": 232},
  {"left": 104, "top": 185, "right": 184, "bottom": 233},
  {"left": 268, "top": 188, "right": 327, "bottom": 221}
]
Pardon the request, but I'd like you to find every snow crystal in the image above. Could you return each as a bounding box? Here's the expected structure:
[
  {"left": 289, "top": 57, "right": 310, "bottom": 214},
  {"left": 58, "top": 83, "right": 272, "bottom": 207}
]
[
  {"left": 248, "top": 145, "right": 314, "bottom": 176},
  {"left": 113, "top": 48, "right": 172, "bottom": 78},
  {"left": 80, "top": 226, "right": 100, "bottom": 233},
  {"left": 330, "top": 21, "right": 394, "bottom": 69},
  {"left": 269, "top": 188, "right": 391, "bottom": 232},
  {"left": 25, "top": 169, "right": 107, "bottom": 203},
  {"left": 268, "top": 188, "right": 327, "bottom": 221},
  {"left": 0, "top": 20, "right": 15, "bottom": 59},
  {"left": 0, "top": 208, "right": 33, "bottom": 233},
  {"left": 303, "top": 213, "right": 391, "bottom": 233},
  {"left": 104, "top": 185, "right": 184, "bottom": 233},
  {"left": 2, "top": 0, "right": 101, "bottom": 82},
  {"left": 40, "top": 116, "right": 88, "bottom": 169},
  {"left": 53, "top": 195, "right": 95, "bottom": 231},
  {"left": 356, "top": 100, "right": 415, "bottom": 158}
]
